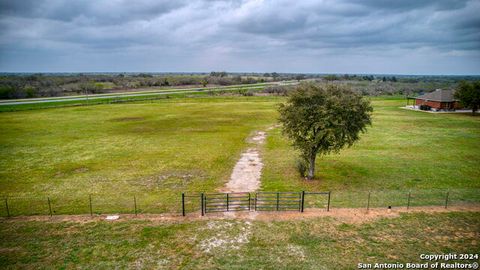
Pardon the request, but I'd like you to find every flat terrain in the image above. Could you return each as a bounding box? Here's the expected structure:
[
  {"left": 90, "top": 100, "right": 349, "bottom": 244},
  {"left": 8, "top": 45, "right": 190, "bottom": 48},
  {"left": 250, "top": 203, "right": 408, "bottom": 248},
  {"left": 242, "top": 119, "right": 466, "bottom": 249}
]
[
  {"left": 0, "top": 211, "right": 479, "bottom": 269},
  {"left": 0, "top": 96, "right": 479, "bottom": 215},
  {"left": 262, "top": 98, "right": 480, "bottom": 207},
  {"left": 0, "top": 97, "right": 281, "bottom": 214},
  {"left": 0, "top": 82, "right": 291, "bottom": 112}
]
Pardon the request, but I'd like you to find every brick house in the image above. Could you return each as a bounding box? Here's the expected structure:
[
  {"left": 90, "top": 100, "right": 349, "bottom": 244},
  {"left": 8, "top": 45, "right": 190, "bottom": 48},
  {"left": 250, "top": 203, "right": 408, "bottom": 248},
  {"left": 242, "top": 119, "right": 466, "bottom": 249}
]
[{"left": 414, "top": 89, "right": 462, "bottom": 111}]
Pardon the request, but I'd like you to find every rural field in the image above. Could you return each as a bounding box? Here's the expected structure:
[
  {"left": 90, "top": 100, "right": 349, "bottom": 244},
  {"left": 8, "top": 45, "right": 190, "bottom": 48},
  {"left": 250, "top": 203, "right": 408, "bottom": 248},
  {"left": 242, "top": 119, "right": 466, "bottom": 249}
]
[
  {"left": 0, "top": 96, "right": 281, "bottom": 214},
  {"left": 1, "top": 1, "right": 479, "bottom": 269},
  {"left": 0, "top": 96, "right": 479, "bottom": 216},
  {"left": 0, "top": 212, "right": 479, "bottom": 269}
]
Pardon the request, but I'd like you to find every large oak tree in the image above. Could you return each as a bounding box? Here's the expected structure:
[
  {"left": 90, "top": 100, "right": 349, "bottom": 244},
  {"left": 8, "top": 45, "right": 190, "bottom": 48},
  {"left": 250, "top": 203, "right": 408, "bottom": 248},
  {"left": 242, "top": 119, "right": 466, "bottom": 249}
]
[{"left": 278, "top": 83, "right": 373, "bottom": 180}]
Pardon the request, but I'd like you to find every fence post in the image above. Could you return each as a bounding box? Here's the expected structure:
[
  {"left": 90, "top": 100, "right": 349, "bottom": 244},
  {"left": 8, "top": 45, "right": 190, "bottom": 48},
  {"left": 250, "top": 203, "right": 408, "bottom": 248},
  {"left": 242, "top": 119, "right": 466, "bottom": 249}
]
[
  {"left": 298, "top": 192, "right": 301, "bottom": 212},
  {"left": 445, "top": 191, "right": 449, "bottom": 209},
  {"left": 5, "top": 198, "right": 10, "bottom": 217},
  {"left": 48, "top": 197, "right": 52, "bottom": 217},
  {"left": 327, "top": 191, "right": 331, "bottom": 212},
  {"left": 248, "top": 193, "right": 251, "bottom": 211},
  {"left": 300, "top": 191, "right": 305, "bottom": 212},
  {"left": 226, "top": 193, "right": 229, "bottom": 212},
  {"left": 407, "top": 192, "right": 411, "bottom": 210},
  {"left": 366, "top": 192, "right": 371, "bottom": 212},
  {"left": 276, "top": 192, "right": 280, "bottom": 211},
  {"left": 254, "top": 193, "right": 257, "bottom": 211},
  {"left": 200, "top": 193, "right": 204, "bottom": 216},
  {"left": 89, "top": 195, "right": 93, "bottom": 217},
  {"left": 181, "top": 193, "right": 185, "bottom": 216},
  {"left": 134, "top": 195, "right": 137, "bottom": 216}
]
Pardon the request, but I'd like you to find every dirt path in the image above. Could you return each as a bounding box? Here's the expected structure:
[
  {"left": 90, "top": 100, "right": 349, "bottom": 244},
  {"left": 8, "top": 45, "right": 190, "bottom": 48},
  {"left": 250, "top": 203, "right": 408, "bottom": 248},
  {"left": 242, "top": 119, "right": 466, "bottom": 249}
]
[
  {"left": 223, "top": 130, "right": 267, "bottom": 192},
  {"left": 3, "top": 205, "right": 479, "bottom": 224}
]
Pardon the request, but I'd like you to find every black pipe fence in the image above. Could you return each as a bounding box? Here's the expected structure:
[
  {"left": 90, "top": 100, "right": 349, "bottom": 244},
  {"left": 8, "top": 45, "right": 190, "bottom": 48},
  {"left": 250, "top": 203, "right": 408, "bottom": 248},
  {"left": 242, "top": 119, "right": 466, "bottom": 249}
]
[
  {"left": 1, "top": 189, "right": 479, "bottom": 218},
  {"left": 182, "top": 189, "right": 479, "bottom": 216}
]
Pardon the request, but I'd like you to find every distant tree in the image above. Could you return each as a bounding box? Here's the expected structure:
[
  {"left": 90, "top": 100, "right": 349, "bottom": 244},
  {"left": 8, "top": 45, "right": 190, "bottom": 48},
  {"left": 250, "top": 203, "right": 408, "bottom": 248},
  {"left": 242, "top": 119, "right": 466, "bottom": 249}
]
[
  {"left": 161, "top": 78, "right": 170, "bottom": 86},
  {"left": 243, "top": 77, "right": 257, "bottom": 84},
  {"left": 263, "top": 73, "right": 271, "bottom": 77},
  {"left": 24, "top": 86, "right": 37, "bottom": 98},
  {"left": 93, "top": 83, "right": 104, "bottom": 92},
  {"left": 361, "top": 75, "right": 372, "bottom": 81},
  {"left": 324, "top": 75, "right": 338, "bottom": 81},
  {"left": 278, "top": 83, "right": 373, "bottom": 180},
  {"left": 0, "top": 85, "right": 17, "bottom": 99},
  {"left": 137, "top": 73, "right": 153, "bottom": 78},
  {"left": 295, "top": 74, "right": 306, "bottom": 81},
  {"left": 79, "top": 82, "right": 102, "bottom": 94},
  {"left": 391, "top": 76, "right": 397, "bottom": 82},
  {"left": 210, "top": 71, "right": 228, "bottom": 77},
  {"left": 201, "top": 78, "right": 208, "bottom": 87},
  {"left": 382, "top": 76, "right": 387, "bottom": 82},
  {"left": 233, "top": 75, "right": 242, "bottom": 84},
  {"left": 271, "top": 72, "right": 279, "bottom": 80},
  {"left": 454, "top": 81, "right": 480, "bottom": 115}
]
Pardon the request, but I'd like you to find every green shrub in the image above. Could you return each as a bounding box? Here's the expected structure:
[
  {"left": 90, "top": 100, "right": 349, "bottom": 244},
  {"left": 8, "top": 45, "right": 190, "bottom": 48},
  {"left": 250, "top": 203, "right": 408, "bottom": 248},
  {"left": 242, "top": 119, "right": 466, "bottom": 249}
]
[{"left": 295, "top": 158, "right": 308, "bottom": 177}]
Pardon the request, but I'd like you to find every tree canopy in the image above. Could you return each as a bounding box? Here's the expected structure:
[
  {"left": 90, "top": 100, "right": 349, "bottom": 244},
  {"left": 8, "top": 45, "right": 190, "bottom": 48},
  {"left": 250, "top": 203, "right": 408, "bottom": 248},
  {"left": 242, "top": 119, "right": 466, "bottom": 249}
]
[
  {"left": 454, "top": 81, "right": 480, "bottom": 115},
  {"left": 278, "top": 82, "right": 373, "bottom": 179}
]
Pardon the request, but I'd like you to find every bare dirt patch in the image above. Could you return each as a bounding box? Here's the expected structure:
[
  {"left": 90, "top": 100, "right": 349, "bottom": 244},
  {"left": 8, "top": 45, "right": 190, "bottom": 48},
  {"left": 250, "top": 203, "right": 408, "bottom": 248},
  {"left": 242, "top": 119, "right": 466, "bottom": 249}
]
[
  {"left": 235, "top": 205, "right": 480, "bottom": 224},
  {"left": 224, "top": 130, "right": 267, "bottom": 193},
  {"left": 198, "top": 220, "right": 252, "bottom": 253},
  {"left": 3, "top": 205, "right": 479, "bottom": 224}
]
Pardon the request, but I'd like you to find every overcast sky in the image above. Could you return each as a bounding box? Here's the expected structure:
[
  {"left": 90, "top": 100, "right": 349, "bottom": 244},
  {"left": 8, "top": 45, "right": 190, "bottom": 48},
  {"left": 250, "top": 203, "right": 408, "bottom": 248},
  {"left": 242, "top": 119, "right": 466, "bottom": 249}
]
[{"left": 0, "top": 0, "right": 479, "bottom": 74}]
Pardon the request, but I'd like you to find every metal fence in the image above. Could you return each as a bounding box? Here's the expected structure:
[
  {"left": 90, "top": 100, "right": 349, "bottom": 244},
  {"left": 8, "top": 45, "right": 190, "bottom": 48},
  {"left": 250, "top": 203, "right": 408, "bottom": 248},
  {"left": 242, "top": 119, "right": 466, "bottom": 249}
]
[
  {"left": 1, "top": 188, "right": 479, "bottom": 218},
  {"left": 181, "top": 189, "right": 479, "bottom": 216},
  {"left": 181, "top": 191, "right": 330, "bottom": 216}
]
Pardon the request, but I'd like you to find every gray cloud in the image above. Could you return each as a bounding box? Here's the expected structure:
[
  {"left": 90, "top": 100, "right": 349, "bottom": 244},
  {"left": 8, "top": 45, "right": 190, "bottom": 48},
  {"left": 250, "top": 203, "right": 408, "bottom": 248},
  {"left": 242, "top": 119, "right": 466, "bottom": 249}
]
[{"left": 0, "top": 0, "right": 479, "bottom": 74}]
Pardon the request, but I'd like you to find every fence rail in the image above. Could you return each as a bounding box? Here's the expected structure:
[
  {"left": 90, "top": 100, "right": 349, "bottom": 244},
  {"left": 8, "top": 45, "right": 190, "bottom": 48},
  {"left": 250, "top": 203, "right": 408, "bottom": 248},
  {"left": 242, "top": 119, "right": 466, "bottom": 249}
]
[
  {"left": 255, "top": 192, "right": 303, "bottom": 212},
  {"left": 2, "top": 189, "right": 479, "bottom": 218}
]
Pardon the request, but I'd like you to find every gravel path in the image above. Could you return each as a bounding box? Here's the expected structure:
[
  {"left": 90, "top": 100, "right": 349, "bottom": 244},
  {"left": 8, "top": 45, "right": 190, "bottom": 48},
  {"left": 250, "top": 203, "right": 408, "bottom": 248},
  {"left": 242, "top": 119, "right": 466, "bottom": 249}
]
[{"left": 224, "top": 131, "right": 266, "bottom": 192}]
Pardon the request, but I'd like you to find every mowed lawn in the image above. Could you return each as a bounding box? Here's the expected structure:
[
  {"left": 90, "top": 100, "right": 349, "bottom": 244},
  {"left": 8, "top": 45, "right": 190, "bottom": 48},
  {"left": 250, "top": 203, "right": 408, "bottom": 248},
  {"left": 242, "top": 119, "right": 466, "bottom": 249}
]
[
  {"left": 0, "top": 97, "right": 281, "bottom": 214},
  {"left": 0, "top": 96, "right": 479, "bottom": 215},
  {"left": 0, "top": 212, "right": 479, "bottom": 269}
]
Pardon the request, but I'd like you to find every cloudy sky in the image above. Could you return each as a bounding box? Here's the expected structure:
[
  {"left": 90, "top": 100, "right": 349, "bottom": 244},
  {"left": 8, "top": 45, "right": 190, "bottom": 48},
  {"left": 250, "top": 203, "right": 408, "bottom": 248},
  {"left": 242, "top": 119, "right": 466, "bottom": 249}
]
[{"left": 0, "top": 0, "right": 479, "bottom": 74}]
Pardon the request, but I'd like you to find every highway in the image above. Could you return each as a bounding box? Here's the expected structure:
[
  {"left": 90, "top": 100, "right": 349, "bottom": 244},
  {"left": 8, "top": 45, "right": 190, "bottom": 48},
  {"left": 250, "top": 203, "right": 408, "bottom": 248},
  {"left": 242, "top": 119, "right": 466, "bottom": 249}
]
[{"left": 0, "top": 81, "right": 297, "bottom": 106}]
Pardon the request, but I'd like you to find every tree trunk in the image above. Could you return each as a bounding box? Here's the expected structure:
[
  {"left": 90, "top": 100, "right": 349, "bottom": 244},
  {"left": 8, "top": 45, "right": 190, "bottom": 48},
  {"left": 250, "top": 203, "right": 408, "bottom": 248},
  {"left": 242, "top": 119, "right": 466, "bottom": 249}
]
[{"left": 307, "top": 154, "right": 316, "bottom": 180}]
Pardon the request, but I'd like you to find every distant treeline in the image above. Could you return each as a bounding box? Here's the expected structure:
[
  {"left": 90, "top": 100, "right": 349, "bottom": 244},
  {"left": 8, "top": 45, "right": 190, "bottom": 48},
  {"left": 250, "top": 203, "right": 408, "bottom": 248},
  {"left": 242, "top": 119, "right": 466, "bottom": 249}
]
[
  {"left": 0, "top": 72, "right": 478, "bottom": 99},
  {"left": 0, "top": 72, "right": 288, "bottom": 99}
]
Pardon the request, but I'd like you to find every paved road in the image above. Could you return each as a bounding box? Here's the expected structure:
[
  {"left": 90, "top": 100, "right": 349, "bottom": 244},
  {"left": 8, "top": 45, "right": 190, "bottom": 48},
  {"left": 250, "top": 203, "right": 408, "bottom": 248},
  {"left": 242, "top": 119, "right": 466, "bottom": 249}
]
[{"left": 0, "top": 81, "right": 298, "bottom": 106}]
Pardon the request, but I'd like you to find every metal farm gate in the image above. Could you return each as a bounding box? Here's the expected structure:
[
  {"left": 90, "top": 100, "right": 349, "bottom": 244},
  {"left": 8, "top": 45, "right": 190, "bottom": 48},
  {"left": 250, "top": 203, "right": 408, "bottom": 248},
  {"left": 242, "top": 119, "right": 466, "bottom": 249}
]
[
  {"left": 181, "top": 191, "right": 331, "bottom": 216},
  {"left": 254, "top": 192, "right": 302, "bottom": 211},
  {"left": 204, "top": 192, "right": 251, "bottom": 214}
]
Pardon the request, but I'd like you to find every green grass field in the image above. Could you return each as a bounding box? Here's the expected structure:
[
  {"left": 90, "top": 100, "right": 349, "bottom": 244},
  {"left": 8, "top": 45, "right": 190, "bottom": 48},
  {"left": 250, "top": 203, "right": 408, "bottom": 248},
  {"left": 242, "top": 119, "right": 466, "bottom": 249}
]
[
  {"left": 0, "top": 96, "right": 479, "bottom": 215},
  {"left": 1, "top": 212, "right": 478, "bottom": 269},
  {"left": 0, "top": 97, "right": 281, "bottom": 215},
  {"left": 261, "top": 98, "right": 480, "bottom": 207}
]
